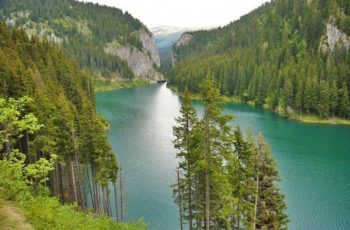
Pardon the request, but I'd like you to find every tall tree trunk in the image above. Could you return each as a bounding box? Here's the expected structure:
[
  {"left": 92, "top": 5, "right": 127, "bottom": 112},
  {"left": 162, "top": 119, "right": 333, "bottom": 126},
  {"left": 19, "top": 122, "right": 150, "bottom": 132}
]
[
  {"left": 86, "top": 165, "right": 94, "bottom": 209},
  {"left": 5, "top": 134, "right": 11, "bottom": 160},
  {"left": 237, "top": 203, "right": 240, "bottom": 230},
  {"left": 204, "top": 121, "right": 210, "bottom": 230},
  {"left": 25, "top": 131, "right": 31, "bottom": 163},
  {"left": 71, "top": 127, "right": 85, "bottom": 210},
  {"left": 57, "top": 163, "right": 65, "bottom": 203},
  {"left": 195, "top": 176, "right": 201, "bottom": 230},
  {"left": 70, "top": 162, "right": 78, "bottom": 204},
  {"left": 107, "top": 187, "right": 112, "bottom": 217},
  {"left": 177, "top": 168, "right": 184, "bottom": 230},
  {"left": 119, "top": 169, "right": 124, "bottom": 221},
  {"left": 188, "top": 171, "right": 193, "bottom": 230},
  {"left": 253, "top": 176, "right": 259, "bottom": 230},
  {"left": 91, "top": 166, "right": 100, "bottom": 214},
  {"left": 113, "top": 182, "right": 119, "bottom": 221}
]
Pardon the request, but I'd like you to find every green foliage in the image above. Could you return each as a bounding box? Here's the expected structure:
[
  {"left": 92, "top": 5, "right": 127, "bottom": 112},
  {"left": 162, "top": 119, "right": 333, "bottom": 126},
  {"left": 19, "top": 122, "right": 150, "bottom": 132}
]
[
  {"left": 0, "top": 154, "right": 145, "bottom": 230},
  {"left": 0, "top": 96, "right": 144, "bottom": 229},
  {"left": 25, "top": 154, "right": 57, "bottom": 184},
  {"left": 0, "top": 154, "right": 28, "bottom": 201},
  {"left": 170, "top": 0, "right": 350, "bottom": 120},
  {"left": 172, "top": 78, "right": 288, "bottom": 229},
  {"left": 0, "top": 0, "right": 149, "bottom": 80},
  {"left": 254, "top": 133, "right": 289, "bottom": 229},
  {"left": 21, "top": 195, "right": 146, "bottom": 230},
  {"left": 0, "top": 22, "right": 118, "bottom": 185}
]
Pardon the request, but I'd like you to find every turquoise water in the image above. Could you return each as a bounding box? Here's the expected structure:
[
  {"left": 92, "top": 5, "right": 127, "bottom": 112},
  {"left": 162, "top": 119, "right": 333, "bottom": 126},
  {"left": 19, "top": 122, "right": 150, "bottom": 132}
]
[{"left": 96, "top": 84, "right": 350, "bottom": 230}]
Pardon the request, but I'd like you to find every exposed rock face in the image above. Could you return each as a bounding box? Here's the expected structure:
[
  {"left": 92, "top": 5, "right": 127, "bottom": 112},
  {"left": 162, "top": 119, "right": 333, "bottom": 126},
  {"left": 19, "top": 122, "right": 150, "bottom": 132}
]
[
  {"left": 139, "top": 31, "right": 161, "bottom": 67},
  {"left": 171, "top": 33, "right": 193, "bottom": 65},
  {"left": 175, "top": 33, "right": 193, "bottom": 48},
  {"left": 326, "top": 23, "right": 350, "bottom": 50},
  {"left": 105, "top": 31, "right": 163, "bottom": 81},
  {"left": 320, "top": 19, "right": 350, "bottom": 52}
]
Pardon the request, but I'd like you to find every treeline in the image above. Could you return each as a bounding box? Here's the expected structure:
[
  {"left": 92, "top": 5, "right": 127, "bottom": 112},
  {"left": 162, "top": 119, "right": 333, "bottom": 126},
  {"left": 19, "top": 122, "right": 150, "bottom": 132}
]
[
  {"left": 0, "top": 0, "right": 147, "bottom": 80},
  {"left": 170, "top": 0, "right": 350, "bottom": 119},
  {"left": 172, "top": 77, "right": 288, "bottom": 230},
  {"left": 0, "top": 21, "right": 125, "bottom": 220},
  {"left": 0, "top": 97, "right": 145, "bottom": 229}
]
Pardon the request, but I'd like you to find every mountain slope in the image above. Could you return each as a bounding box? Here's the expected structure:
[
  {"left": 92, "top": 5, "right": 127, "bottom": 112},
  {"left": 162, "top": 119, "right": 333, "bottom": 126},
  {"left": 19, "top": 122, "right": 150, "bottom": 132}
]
[
  {"left": 0, "top": 0, "right": 163, "bottom": 81},
  {"left": 0, "top": 20, "right": 121, "bottom": 216},
  {"left": 170, "top": 0, "right": 350, "bottom": 121},
  {"left": 151, "top": 26, "right": 190, "bottom": 72}
]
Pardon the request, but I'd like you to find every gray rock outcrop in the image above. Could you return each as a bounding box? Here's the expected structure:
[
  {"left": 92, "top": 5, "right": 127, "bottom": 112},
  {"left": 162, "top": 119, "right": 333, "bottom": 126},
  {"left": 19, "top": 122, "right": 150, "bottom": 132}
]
[
  {"left": 320, "top": 18, "right": 350, "bottom": 52},
  {"left": 171, "top": 33, "right": 193, "bottom": 65},
  {"left": 175, "top": 33, "right": 193, "bottom": 48},
  {"left": 105, "top": 30, "right": 163, "bottom": 81}
]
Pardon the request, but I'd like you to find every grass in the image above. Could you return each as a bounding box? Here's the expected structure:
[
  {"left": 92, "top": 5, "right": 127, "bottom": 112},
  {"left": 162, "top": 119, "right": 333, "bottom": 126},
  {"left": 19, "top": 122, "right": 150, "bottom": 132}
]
[
  {"left": 289, "top": 114, "right": 350, "bottom": 125},
  {"left": 0, "top": 158, "right": 147, "bottom": 230},
  {"left": 95, "top": 79, "right": 150, "bottom": 91},
  {"left": 19, "top": 194, "right": 146, "bottom": 230}
]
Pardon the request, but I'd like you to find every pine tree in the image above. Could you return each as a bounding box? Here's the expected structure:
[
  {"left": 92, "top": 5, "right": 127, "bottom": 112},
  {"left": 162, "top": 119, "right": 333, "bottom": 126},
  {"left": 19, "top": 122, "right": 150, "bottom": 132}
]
[
  {"left": 255, "top": 133, "right": 289, "bottom": 230},
  {"left": 198, "top": 75, "right": 235, "bottom": 229},
  {"left": 329, "top": 80, "right": 339, "bottom": 117},
  {"left": 339, "top": 82, "right": 350, "bottom": 119},
  {"left": 173, "top": 88, "right": 199, "bottom": 230},
  {"left": 295, "top": 78, "right": 304, "bottom": 114},
  {"left": 317, "top": 81, "right": 330, "bottom": 118},
  {"left": 228, "top": 127, "right": 256, "bottom": 230},
  {"left": 303, "top": 77, "right": 318, "bottom": 114}
]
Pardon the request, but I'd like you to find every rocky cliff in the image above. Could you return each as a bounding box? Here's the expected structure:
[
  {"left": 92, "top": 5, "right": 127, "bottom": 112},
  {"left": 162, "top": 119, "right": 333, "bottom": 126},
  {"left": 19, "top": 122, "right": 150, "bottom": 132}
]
[
  {"left": 320, "top": 18, "right": 350, "bottom": 52},
  {"left": 0, "top": 0, "right": 163, "bottom": 82},
  {"left": 171, "top": 33, "right": 193, "bottom": 65},
  {"left": 105, "top": 30, "right": 163, "bottom": 81}
]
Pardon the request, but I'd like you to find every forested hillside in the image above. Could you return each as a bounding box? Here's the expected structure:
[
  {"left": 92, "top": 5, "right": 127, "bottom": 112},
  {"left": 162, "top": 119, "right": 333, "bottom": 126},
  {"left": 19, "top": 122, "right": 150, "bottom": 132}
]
[
  {"left": 170, "top": 0, "right": 350, "bottom": 120},
  {"left": 0, "top": 21, "right": 144, "bottom": 228},
  {"left": 0, "top": 0, "right": 162, "bottom": 82}
]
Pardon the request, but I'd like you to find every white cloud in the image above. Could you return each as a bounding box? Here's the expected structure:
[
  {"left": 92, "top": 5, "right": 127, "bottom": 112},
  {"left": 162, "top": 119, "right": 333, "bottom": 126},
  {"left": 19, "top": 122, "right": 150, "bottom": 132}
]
[{"left": 78, "top": 0, "right": 270, "bottom": 28}]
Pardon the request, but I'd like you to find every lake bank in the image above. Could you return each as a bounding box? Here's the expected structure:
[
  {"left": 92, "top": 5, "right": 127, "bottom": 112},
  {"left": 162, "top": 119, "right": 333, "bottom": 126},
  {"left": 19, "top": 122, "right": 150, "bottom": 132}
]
[
  {"left": 95, "top": 79, "right": 150, "bottom": 91},
  {"left": 168, "top": 85, "right": 350, "bottom": 125}
]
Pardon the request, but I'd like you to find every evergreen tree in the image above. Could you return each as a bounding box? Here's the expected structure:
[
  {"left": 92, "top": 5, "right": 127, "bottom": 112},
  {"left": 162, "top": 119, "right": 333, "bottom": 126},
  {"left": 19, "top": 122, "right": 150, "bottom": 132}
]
[
  {"left": 198, "top": 75, "right": 235, "bottom": 229},
  {"left": 228, "top": 127, "right": 257, "bottom": 230},
  {"left": 317, "top": 81, "right": 330, "bottom": 118},
  {"left": 329, "top": 80, "right": 339, "bottom": 117},
  {"left": 173, "top": 88, "right": 199, "bottom": 230},
  {"left": 339, "top": 82, "right": 350, "bottom": 118},
  {"left": 169, "top": 0, "right": 350, "bottom": 121},
  {"left": 254, "top": 133, "right": 289, "bottom": 230}
]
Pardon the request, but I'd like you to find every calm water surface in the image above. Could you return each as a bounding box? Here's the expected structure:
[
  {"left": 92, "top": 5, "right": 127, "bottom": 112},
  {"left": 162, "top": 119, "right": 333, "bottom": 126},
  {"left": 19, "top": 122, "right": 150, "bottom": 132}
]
[{"left": 96, "top": 84, "right": 350, "bottom": 230}]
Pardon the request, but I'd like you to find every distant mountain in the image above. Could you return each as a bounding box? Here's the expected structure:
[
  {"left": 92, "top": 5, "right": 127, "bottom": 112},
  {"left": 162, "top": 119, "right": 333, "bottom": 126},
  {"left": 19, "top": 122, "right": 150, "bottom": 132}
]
[
  {"left": 0, "top": 0, "right": 163, "bottom": 82},
  {"left": 151, "top": 26, "right": 191, "bottom": 72}
]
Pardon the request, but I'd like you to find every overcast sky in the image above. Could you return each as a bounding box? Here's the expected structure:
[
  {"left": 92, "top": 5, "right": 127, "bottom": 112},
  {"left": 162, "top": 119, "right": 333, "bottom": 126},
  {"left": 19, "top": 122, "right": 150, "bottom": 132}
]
[{"left": 78, "top": 0, "right": 270, "bottom": 28}]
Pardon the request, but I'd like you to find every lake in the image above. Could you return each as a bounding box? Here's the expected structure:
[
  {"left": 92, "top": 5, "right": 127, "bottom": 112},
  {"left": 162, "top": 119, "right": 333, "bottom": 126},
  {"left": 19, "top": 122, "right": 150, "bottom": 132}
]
[{"left": 96, "top": 83, "right": 350, "bottom": 230}]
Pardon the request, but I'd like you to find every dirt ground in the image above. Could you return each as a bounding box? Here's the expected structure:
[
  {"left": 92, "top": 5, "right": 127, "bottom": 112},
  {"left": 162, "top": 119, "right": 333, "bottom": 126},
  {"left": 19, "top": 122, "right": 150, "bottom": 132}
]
[{"left": 0, "top": 199, "right": 33, "bottom": 230}]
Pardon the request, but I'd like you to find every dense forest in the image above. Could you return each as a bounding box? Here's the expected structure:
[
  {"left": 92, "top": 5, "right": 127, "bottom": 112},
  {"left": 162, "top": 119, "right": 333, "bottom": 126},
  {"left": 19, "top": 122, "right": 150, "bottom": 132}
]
[
  {"left": 170, "top": 0, "right": 350, "bottom": 120},
  {"left": 0, "top": 21, "right": 144, "bottom": 229},
  {"left": 0, "top": 0, "right": 149, "bottom": 80},
  {"left": 172, "top": 77, "right": 288, "bottom": 230}
]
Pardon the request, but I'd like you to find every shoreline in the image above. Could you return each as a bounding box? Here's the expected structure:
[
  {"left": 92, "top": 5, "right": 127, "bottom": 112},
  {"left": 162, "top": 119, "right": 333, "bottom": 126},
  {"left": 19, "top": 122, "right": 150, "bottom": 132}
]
[
  {"left": 168, "top": 85, "right": 350, "bottom": 126},
  {"left": 95, "top": 79, "right": 150, "bottom": 92}
]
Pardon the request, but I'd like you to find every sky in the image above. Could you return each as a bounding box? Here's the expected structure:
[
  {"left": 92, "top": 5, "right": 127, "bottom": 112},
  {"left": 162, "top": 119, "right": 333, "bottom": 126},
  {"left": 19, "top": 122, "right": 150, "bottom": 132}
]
[{"left": 78, "top": 0, "right": 270, "bottom": 29}]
